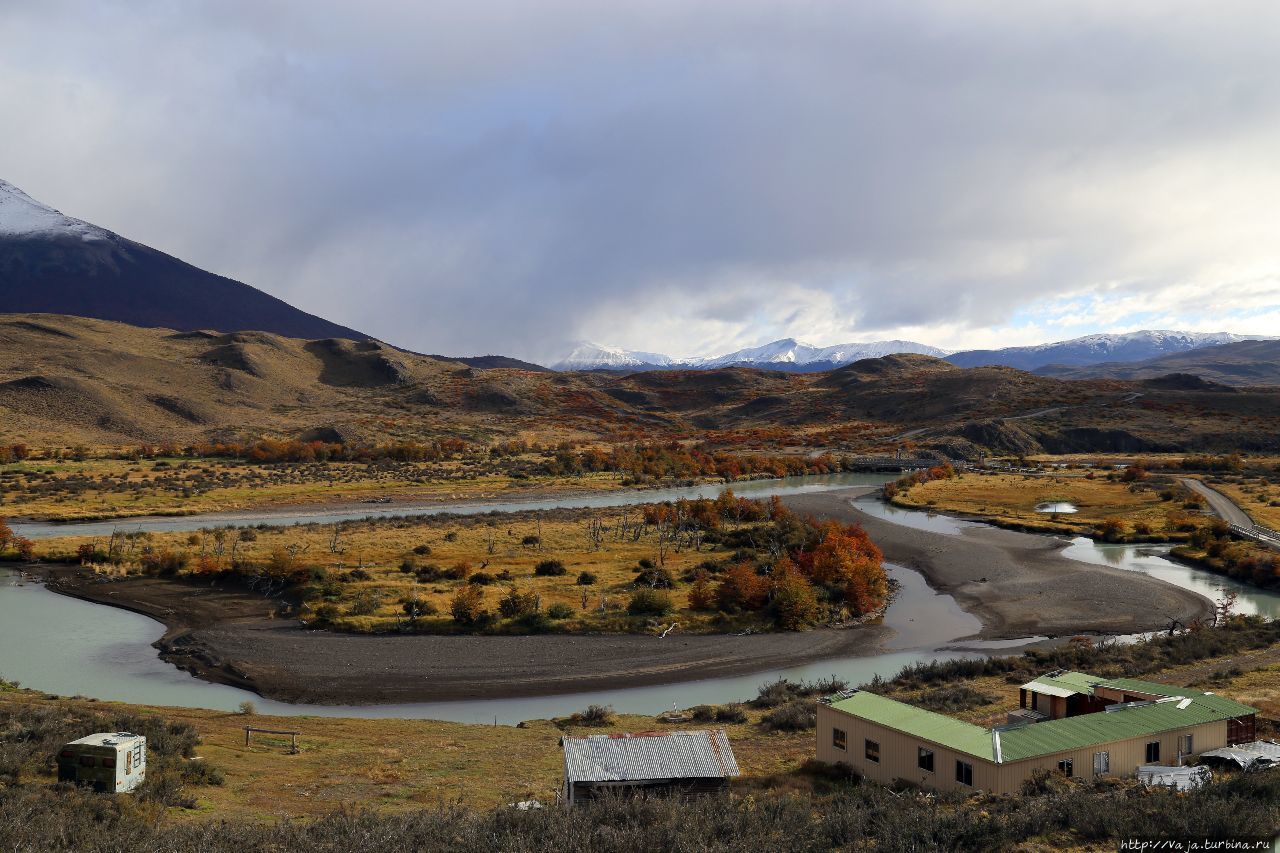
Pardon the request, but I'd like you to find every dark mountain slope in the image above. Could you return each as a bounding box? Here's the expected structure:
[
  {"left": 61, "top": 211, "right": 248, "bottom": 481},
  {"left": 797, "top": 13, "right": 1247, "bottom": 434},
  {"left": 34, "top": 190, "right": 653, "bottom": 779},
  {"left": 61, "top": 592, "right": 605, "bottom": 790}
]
[{"left": 0, "top": 178, "right": 364, "bottom": 340}]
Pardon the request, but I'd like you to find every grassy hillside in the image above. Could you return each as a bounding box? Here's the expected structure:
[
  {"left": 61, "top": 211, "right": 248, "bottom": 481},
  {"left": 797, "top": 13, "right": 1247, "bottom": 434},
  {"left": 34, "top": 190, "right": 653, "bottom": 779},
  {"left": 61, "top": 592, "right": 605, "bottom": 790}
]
[{"left": 2, "top": 313, "right": 1280, "bottom": 458}]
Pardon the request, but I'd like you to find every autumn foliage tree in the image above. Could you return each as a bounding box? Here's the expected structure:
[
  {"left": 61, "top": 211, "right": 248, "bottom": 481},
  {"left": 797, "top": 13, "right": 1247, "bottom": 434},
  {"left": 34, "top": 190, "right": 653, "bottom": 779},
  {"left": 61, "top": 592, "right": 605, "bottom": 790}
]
[
  {"left": 769, "top": 556, "right": 820, "bottom": 630},
  {"left": 687, "top": 571, "right": 716, "bottom": 610},
  {"left": 0, "top": 518, "right": 12, "bottom": 553},
  {"left": 714, "top": 561, "right": 769, "bottom": 612},
  {"left": 810, "top": 522, "right": 887, "bottom": 615},
  {"left": 13, "top": 537, "right": 35, "bottom": 561},
  {"left": 450, "top": 584, "right": 489, "bottom": 627}
]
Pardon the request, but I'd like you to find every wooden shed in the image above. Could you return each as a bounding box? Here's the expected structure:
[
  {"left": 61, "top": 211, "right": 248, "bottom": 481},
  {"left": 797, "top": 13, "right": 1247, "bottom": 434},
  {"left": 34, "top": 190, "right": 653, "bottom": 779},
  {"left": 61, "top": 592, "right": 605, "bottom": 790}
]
[{"left": 561, "top": 730, "right": 739, "bottom": 805}]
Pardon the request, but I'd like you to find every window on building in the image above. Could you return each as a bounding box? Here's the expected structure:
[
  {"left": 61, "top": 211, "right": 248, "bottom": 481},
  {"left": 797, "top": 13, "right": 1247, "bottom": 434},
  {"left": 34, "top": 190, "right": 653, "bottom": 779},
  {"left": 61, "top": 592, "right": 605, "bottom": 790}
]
[
  {"left": 1057, "top": 758, "right": 1073, "bottom": 777},
  {"left": 1145, "top": 741, "right": 1161, "bottom": 763},
  {"left": 1093, "top": 751, "right": 1110, "bottom": 775},
  {"left": 832, "top": 728, "right": 847, "bottom": 751},
  {"left": 865, "top": 739, "right": 880, "bottom": 763},
  {"left": 1180, "top": 734, "right": 1193, "bottom": 757},
  {"left": 955, "top": 760, "right": 973, "bottom": 786},
  {"left": 917, "top": 747, "right": 934, "bottom": 772}
]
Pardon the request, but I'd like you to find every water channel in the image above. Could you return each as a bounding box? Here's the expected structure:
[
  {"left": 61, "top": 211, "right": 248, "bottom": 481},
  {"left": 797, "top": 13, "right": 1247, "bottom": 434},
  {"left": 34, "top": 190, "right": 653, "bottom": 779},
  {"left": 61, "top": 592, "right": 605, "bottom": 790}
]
[{"left": 3, "top": 476, "right": 1277, "bottom": 724}]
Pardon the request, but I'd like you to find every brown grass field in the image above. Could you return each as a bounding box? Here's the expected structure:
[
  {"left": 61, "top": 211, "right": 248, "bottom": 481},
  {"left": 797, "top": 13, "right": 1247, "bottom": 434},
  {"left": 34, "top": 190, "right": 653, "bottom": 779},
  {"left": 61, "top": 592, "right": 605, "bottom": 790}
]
[
  {"left": 1204, "top": 475, "right": 1280, "bottom": 530},
  {"left": 33, "top": 506, "right": 775, "bottom": 634},
  {"left": 0, "top": 683, "right": 813, "bottom": 819},
  {"left": 4, "top": 636, "right": 1279, "bottom": 822},
  {"left": 889, "top": 471, "right": 1185, "bottom": 537},
  {"left": 0, "top": 456, "right": 628, "bottom": 521}
]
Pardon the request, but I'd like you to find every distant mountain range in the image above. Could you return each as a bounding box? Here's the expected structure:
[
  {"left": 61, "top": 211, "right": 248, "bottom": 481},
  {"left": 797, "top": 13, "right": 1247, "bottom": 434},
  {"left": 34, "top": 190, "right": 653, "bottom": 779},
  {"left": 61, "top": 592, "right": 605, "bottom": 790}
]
[
  {"left": 553, "top": 338, "right": 950, "bottom": 371},
  {"left": 0, "top": 178, "right": 365, "bottom": 341},
  {"left": 945, "top": 330, "right": 1269, "bottom": 371},
  {"left": 555, "top": 330, "right": 1274, "bottom": 374},
  {"left": 1035, "top": 339, "right": 1280, "bottom": 386}
]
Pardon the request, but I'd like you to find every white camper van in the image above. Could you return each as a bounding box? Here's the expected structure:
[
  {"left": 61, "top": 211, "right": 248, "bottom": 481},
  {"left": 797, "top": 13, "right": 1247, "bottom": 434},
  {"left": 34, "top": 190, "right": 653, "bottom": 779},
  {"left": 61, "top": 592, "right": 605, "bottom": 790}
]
[{"left": 57, "top": 732, "right": 147, "bottom": 793}]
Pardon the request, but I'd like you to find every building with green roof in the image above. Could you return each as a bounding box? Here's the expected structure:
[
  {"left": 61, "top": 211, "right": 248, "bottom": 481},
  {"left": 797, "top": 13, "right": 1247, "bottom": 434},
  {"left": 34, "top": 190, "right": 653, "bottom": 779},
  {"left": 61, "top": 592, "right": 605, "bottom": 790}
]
[{"left": 815, "top": 672, "right": 1258, "bottom": 795}]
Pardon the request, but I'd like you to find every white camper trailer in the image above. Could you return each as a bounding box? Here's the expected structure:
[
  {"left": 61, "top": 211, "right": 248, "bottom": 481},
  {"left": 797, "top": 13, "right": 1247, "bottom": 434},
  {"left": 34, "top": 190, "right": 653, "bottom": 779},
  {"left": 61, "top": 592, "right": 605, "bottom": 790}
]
[{"left": 57, "top": 732, "right": 147, "bottom": 793}]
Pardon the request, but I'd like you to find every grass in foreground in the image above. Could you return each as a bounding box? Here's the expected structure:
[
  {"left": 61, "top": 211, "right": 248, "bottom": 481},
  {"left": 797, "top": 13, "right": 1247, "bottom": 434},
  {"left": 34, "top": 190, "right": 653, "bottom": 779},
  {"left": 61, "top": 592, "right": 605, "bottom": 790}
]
[{"left": 5, "top": 620, "right": 1280, "bottom": 850}]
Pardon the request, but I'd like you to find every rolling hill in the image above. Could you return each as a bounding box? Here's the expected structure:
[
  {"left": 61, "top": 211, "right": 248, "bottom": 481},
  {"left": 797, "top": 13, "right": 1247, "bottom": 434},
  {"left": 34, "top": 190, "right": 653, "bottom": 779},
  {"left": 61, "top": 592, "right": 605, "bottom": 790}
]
[
  {"left": 0, "top": 178, "right": 364, "bottom": 341},
  {"left": 2, "top": 314, "right": 1279, "bottom": 457}
]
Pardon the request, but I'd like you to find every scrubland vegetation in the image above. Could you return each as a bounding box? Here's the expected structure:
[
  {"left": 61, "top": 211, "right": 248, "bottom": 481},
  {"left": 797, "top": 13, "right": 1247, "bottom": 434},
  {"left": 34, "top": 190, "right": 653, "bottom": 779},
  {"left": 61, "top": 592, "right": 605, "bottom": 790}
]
[
  {"left": 886, "top": 465, "right": 1200, "bottom": 540},
  {"left": 0, "top": 441, "right": 853, "bottom": 521},
  {"left": 24, "top": 491, "right": 888, "bottom": 635},
  {"left": 4, "top": 617, "right": 1280, "bottom": 850}
]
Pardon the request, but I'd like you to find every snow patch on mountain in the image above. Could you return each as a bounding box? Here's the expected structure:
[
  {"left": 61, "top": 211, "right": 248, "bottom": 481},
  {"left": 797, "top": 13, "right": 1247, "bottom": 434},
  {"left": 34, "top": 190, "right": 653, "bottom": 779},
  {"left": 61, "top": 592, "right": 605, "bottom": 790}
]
[
  {"left": 946, "top": 330, "right": 1275, "bottom": 370},
  {"left": 0, "top": 179, "right": 114, "bottom": 244},
  {"left": 688, "top": 338, "right": 949, "bottom": 367},
  {"left": 553, "top": 337, "right": 948, "bottom": 371},
  {"left": 553, "top": 341, "right": 675, "bottom": 370}
]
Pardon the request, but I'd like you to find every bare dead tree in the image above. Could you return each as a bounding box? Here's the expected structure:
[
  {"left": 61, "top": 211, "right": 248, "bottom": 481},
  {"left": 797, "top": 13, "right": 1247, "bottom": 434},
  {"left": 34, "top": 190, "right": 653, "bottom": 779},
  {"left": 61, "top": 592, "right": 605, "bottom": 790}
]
[
  {"left": 328, "top": 523, "right": 346, "bottom": 554},
  {"left": 586, "top": 515, "right": 605, "bottom": 551}
]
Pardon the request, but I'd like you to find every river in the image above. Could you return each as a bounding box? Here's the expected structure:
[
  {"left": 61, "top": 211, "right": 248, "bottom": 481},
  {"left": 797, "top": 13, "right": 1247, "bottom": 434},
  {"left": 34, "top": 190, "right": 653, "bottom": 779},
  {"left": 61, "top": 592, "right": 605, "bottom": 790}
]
[
  {"left": 3, "top": 477, "right": 1278, "bottom": 724},
  {"left": 9, "top": 472, "right": 893, "bottom": 540}
]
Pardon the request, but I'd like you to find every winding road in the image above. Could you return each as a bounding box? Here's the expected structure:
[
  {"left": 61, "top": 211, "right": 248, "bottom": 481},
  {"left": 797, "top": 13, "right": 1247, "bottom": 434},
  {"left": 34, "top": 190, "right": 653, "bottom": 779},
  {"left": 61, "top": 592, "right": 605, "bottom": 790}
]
[
  {"left": 1182, "top": 478, "right": 1280, "bottom": 551},
  {"left": 1182, "top": 479, "right": 1255, "bottom": 528}
]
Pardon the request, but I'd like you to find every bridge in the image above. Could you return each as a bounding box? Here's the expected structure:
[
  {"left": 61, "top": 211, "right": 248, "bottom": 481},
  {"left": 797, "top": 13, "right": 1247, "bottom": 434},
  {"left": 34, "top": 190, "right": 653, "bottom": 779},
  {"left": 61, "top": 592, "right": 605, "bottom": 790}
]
[{"left": 1228, "top": 523, "right": 1280, "bottom": 553}]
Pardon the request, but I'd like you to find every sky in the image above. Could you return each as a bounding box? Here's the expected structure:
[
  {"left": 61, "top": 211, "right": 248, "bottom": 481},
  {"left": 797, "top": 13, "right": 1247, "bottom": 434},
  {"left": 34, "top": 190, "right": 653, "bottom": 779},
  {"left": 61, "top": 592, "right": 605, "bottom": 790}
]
[{"left": 3, "top": 1, "right": 1280, "bottom": 363}]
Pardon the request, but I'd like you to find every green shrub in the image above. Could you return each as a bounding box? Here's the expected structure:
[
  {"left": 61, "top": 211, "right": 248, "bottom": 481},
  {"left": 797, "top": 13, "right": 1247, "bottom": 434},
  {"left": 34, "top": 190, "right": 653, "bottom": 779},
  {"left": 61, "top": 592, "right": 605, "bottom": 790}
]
[
  {"left": 534, "top": 560, "right": 567, "bottom": 577},
  {"left": 761, "top": 700, "right": 816, "bottom": 732},
  {"left": 569, "top": 704, "right": 615, "bottom": 727},
  {"left": 627, "top": 589, "right": 673, "bottom": 617}
]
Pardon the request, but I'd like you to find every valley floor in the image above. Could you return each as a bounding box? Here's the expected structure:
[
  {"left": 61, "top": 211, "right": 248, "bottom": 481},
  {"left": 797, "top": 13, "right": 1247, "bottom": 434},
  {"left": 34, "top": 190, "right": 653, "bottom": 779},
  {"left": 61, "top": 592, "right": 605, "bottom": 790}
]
[{"left": 19, "top": 488, "right": 1213, "bottom": 705}]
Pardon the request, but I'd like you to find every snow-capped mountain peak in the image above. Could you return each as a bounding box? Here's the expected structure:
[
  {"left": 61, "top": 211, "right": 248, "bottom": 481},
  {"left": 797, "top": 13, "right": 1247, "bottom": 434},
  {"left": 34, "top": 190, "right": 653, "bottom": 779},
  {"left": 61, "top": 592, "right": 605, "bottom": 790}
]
[
  {"left": 552, "top": 341, "right": 674, "bottom": 371},
  {"left": 553, "top": 337, "right": 949, "bottom": 371},
  {"left": 946, "top": 329, "right": 1274, "bottom": 371},
  {"left": 0, "top": 179, "right": 113, "bottom": 244}
]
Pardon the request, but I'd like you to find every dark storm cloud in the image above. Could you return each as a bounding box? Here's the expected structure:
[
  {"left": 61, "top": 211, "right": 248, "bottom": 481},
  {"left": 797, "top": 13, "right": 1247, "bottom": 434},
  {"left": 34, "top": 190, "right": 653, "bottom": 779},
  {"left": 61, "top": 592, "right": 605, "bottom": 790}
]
[{"left": 3, "top": 1, "right": 1280, "bottom": 360}]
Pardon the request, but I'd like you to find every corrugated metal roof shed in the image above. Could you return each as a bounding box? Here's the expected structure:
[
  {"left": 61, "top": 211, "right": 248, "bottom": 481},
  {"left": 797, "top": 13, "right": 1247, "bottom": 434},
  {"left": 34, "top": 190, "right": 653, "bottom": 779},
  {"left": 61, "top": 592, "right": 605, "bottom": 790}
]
[
  {"left": 826, "top": 691, "right": 996, "bottom": 760},
  {"left": 827, "top": 677, "right": 1259, "bottom": 764},
  {"left": 563, "top": 730, "right": 740, "bottom": 784},
  {"left": 1098, "top": 678, "right": 1257, "bottom": 716},
  {"left": 998, "top": 697, "right": 1244, "bottom": 761},
  {"left": 1022, "top": 671, "right": 1103, "bottom": 698}
]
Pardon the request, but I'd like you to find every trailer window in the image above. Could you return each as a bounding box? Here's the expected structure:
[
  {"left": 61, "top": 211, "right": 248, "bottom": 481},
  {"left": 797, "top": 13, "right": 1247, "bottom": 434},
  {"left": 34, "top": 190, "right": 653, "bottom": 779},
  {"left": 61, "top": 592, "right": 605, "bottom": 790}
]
[
  {"left": 102, "top": 757, "right": 116, "bottom": 768},
  {"left": 79, "top": 756, "right": 95, "bottom": 767}
]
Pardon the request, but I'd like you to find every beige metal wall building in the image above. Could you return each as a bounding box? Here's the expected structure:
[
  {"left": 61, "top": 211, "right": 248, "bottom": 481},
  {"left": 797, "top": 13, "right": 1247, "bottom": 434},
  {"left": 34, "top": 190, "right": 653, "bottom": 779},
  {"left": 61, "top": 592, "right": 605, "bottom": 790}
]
[{"left": 816, "top": 672, "right": 1258, "bottom": 796}]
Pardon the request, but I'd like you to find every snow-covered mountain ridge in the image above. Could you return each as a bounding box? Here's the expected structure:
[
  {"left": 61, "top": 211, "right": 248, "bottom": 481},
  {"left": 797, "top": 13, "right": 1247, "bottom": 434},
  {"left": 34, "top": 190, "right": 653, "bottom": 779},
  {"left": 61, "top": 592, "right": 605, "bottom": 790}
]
[
  {"left": 552, "top": 337, "right": 948, "bottom": 371},
  {"left": 553, "top": 330, "right": 1274, "bottom": 372}
]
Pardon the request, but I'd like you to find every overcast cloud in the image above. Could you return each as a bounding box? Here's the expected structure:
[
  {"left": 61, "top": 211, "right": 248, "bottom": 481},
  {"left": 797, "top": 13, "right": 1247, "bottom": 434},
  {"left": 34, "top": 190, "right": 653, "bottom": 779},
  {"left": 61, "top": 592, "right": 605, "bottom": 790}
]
[{"left": 3, "top": 1, "right": 1280, "bottom": 361}]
